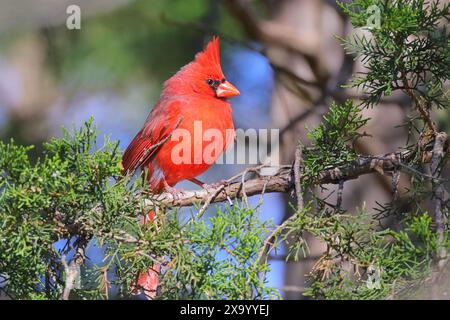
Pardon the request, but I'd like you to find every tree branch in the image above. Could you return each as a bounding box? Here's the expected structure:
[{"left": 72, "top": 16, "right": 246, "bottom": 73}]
[
  {"left": 401, "top": 73, "right": 437, "bottom": 134},
  {"left": 293, "top": 143, "right": 304, "bottom": 210},
  {"left": 61, "top": 240, "right": 86, "bottom": 300},
  {"left": 144, "top": 148, "right": 432, "bottom": 209},
  {"left": 430, "top": 132, "right": 449, "bottom": 298}
]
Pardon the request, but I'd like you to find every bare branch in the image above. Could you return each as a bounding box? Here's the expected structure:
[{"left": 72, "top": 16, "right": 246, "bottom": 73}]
[
  {"left": 430, "top": 132, "right": 449, "bottom": 299},
  {"left": 257, "top": 214, "right": 297, "bottom": 265},
  {"left": 144, "top": 148, "right": 432, "bottom": 209},
  {"left": 61, "top": 242, "right": 86, "bottom": 300},
  {"left": 293, "top": 143, "right": 304, "bottom": 210},
  {"left": 401, "top": 73, "right": 437, "bottom": 134}
]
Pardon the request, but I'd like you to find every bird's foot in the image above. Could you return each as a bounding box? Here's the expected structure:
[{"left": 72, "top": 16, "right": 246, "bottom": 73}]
[
  {"left": 201, "top": 179, "right": 228, "bottom": 191},
  {"left": 188, "top": 177, "right": 229, "bottom": 194},
  {"left": 202, "top": 180, "right": 234, "bottom": 206},
  {"left": 189, "top": 178, "right": 233, "bottom": 206},
  {"left": 163, "top": 185, "right": 183, "bottom": 200}
]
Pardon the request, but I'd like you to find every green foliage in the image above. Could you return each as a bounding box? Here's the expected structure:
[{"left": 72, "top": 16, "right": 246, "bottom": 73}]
[
  {"left": 0, "top": 119, "right": 275, "bottom": 299},
  {"left": 286, "top": 205, "right": 448, "bottom": 299},
  {"left": 284, "top": 0, "right": 450, "bottom": 299},
  {"left": 158, "top": 205, "right": 276, "bottom": 299},
  {"left": 303, "top": 100, "right": 369, "bottom": 185},
  {"left": 0, "top": 118, "right": 123, "bottom": 299},
  {"left": 338, "top": 0, "right": 449, "bottom": 109}
]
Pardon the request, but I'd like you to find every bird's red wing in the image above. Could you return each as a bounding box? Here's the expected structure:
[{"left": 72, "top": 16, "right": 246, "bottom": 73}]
[
  {"left": 122, "top": 133, "right": 158, "bottom": 175},
  {"left": 122, "top": 100, "right": 183, "bottom": 175}
]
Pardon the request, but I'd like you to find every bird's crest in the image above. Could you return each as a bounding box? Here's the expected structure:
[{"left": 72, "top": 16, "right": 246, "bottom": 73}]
[
  {"left": 161, "top": 36, "right": 226, "bottom": 97},
  {"left": 193, "top": 36, "right": 224, "bottom": 78}
]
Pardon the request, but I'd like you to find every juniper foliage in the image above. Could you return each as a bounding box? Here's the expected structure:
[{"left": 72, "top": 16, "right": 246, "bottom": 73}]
[
  {"left": 0, "top": 119, "right": 277, "bottom": 299},
  {"left": 288, "top": 0, "right": 450, "bottom": 299}
]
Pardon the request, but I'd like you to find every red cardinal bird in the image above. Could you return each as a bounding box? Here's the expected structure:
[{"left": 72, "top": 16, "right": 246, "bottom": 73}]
[{"left": 122, "top": 37, "right": 239, "bottom": 298}]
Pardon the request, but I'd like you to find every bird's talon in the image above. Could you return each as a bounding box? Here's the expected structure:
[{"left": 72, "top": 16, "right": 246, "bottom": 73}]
[
  {"left": 201, "top": 179, "right": 228, "bottom": 192},
  {"left": 164, "top": 186, "right": 183, "bottom": 200}
]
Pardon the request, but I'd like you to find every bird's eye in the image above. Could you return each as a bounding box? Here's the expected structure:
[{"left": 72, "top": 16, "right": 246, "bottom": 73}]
[{"left": 206, "top": 79, "right": 214, "bottom": 86}]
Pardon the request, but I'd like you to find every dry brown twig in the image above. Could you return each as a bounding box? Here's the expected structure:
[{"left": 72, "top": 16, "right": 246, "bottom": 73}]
[
  {"left": 257, "top": 214, "right": 296, "bottom": 265},
  {"left": 401, "top": 74, "right": 437, "bottom": 134}
]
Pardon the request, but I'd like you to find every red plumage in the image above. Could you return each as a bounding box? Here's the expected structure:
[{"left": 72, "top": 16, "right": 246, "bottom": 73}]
[{"left": 122, "top": 37, "right": 239, "bottom": 298}]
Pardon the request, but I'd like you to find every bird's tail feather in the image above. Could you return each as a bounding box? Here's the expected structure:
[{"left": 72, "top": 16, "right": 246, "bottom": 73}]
[{"left": 132, "top": 210, "right": 160, "bottom": 299}]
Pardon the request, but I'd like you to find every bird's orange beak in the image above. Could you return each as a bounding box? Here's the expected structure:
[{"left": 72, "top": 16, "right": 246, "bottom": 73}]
[{"left": 216, "top": 80, "right": 240, "bottom": 98}]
